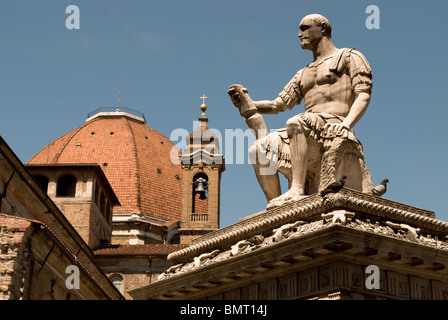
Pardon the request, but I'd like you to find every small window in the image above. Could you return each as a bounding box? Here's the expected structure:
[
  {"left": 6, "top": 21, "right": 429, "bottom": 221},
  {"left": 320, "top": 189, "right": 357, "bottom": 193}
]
[
  {"left": 56, "top": 175, "right": 77, "bottom": 197},
  {"left": 110, "top": 275, "right": 123, "bottom": 293},
  {"left": 34, "top": 175, "right": 49, "bottom": 193}
]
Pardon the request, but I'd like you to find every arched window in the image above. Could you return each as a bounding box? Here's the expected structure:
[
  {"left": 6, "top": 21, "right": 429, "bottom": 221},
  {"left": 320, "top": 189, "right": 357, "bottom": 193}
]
[
  {"left": 56, "top": 175, "right": 77, "bottom": 197},
  {"left": 34, "top": 175, "right": 49, "bottom": 193},
  {"left": 169, "top": 233, "right": 180, "bottom": 244},
  {"left": 110, "top": 274, "right": 123, "bottom": 293}
]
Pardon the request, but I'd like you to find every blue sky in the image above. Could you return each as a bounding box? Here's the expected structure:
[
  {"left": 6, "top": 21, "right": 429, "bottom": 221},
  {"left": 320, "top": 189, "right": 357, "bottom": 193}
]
[{"left": 1, "top": 0, "right": 447, "bottom": 227}]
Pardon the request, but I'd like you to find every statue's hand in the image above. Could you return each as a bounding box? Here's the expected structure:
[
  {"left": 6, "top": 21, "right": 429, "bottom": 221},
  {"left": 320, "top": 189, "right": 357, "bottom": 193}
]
[
  {"left": 228, "top": 84, "right": 243, "bottom": 109},
  {"left": 322, "top": 123, "right": 350, "bottom": 138},
  {"left": 228, "top": 84, "right": 259, "bottom": 118}
]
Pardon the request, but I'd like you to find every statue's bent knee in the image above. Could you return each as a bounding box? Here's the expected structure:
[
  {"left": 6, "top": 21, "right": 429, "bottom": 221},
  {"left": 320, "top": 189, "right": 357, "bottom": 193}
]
[{"left": 286, "top": 118, "right": 305, "bottom": 136}]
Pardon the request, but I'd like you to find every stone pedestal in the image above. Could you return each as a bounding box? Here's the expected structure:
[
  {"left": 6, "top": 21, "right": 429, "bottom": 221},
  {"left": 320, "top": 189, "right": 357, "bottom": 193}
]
[{"left": 129, "top": 189, "right": 448, "bottom": 300}]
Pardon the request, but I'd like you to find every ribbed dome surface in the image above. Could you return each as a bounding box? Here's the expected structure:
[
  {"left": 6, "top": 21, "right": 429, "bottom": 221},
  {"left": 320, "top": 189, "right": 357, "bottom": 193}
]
[{"left": 28, "top": 113, "right": 182, "bottom": 222}]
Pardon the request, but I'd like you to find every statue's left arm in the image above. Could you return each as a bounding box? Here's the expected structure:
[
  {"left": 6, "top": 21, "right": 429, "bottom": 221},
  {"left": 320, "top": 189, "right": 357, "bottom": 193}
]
[
  {"left": 330, "top": 49, "right": 373, "bottom": 135},
  {"left": 341, "top": 92, "right": 370, "bottom": 130}
]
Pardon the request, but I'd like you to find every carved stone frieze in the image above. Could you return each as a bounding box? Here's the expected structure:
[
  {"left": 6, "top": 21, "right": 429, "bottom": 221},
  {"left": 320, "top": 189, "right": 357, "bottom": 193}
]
[
  {"left": 385, "top": 221, "right": 420, "bottom": 242},
  {"left": 159, "top": 196, "right": 448, "bottom": 280},
  {"left": 168, "top": 189, "right": 447, "bottom": 265}
]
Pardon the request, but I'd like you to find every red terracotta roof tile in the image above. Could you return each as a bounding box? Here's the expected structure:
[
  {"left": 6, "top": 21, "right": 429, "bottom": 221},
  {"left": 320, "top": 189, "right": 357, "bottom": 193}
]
[{"left": 93, "top": 244, "right": 189, "bottom": 256}]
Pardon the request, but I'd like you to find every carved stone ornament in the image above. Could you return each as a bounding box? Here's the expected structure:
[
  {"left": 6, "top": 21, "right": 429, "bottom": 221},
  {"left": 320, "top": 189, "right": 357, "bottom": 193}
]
[{"left": 321, "top": 210, "right": 355, "bottom": 225}]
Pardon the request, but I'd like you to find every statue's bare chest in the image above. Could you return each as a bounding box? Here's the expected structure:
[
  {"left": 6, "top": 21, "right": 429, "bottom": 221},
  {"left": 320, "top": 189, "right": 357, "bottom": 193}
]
[{"left": 300, "top": 59, "right": 340, "bottom": 94}]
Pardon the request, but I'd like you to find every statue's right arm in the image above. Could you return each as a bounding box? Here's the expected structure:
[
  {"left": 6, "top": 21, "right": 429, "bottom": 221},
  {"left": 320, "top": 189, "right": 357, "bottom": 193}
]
[
  {"left": 254, "top": 97, "right": 286, "bottom": 115},
  {"left": 255, "top": 69, "right": 303, "bottom": 114}
]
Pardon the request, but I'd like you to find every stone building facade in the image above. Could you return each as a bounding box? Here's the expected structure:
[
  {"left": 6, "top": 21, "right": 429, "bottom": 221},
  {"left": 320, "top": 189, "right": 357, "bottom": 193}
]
[{"left": 0, "top": 214, "right": 31, "bottom": 300}]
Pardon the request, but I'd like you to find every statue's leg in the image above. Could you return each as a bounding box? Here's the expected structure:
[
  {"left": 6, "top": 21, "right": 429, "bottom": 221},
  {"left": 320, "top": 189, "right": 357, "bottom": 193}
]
[
  {"left": 268, "top": 117, "right": 308, "bottom": 206},
  {"left": 287, "top": 117, "right": 308, "bottom": 196},
  {"left": 248, "top": 143, "right": 281, "bottom": 202},
  {"left": 244, "top": 112, "right": 282, "bottom": 202}
]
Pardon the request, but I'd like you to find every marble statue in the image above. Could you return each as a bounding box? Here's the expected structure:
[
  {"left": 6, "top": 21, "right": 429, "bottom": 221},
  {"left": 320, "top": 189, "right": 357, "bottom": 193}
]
[{"left": 229, "top": 14, "right": 373, "bottom": 208}]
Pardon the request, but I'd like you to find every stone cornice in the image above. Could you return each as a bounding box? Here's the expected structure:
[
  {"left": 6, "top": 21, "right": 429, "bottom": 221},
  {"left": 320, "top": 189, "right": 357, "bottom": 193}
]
[
  {"left": 131, "top": 225, "right": 448, "bottom": 300},
  {"left": 168, "top": 189, "right": 446, "bottom": 264}
]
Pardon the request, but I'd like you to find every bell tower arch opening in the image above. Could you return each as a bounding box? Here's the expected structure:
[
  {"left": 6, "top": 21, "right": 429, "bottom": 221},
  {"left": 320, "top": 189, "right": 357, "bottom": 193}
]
[{"left": 192, "top": 172, "right": 208, "bottom": 214}]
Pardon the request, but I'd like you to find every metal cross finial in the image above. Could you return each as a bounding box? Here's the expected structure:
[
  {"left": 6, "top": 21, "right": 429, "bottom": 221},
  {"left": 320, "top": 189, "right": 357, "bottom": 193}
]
[{"left": 200, "top": 94, "right": 207, "bottom": 105}]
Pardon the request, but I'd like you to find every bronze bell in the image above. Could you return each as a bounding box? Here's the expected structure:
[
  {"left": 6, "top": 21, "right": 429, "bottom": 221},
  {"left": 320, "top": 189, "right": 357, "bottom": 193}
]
[{"left": 195, "top": 177, "right": 207, "bottom": 200}]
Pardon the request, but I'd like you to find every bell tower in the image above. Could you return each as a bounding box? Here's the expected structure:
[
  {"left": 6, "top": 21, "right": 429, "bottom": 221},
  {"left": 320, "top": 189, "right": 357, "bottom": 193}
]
[{"left": 178, "top": 95, "right": 225, "bottom": 244}]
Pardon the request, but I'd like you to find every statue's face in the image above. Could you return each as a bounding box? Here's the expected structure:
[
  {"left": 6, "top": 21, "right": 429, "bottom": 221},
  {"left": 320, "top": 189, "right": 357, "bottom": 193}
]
[{"left": 298, "top": 18, "right": 323, "bottom": 50}]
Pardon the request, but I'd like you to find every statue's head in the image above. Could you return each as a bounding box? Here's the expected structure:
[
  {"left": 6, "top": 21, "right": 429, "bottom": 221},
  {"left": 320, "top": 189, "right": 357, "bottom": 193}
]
[{"left": 298, "top": 14, "right": 332, "bottom": 50}]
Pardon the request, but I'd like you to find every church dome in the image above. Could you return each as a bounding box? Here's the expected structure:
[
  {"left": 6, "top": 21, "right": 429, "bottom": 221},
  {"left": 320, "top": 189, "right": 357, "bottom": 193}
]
[{"left": 27, "top": 107, "right": 182, "bottom": 222}]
